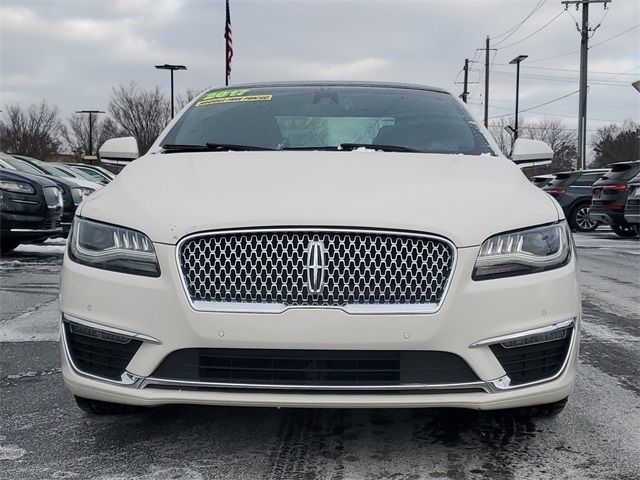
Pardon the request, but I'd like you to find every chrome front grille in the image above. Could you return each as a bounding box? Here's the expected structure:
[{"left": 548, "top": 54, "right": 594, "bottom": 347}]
[{"left": 177, "top": 229, "right": 456, "bottom": 313}]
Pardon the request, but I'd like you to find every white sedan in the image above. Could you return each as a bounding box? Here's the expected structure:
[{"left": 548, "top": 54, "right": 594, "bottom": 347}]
[{"left": 59, "top": 82, "right": 579, "bottom": 417}]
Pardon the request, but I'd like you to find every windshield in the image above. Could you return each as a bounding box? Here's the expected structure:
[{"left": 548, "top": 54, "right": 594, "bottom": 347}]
[{"left": 161, "top": 85, "right": 494, "bottom": 156}]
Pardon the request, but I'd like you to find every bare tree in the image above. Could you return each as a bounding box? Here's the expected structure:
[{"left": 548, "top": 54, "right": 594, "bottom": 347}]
[
  {"left": 63, "top": 115, "right": 123, "bottom": 158},
  {"left": 521, "top": 118, "right": 577, "bottom": 172},
  {"left": 0, "top": 101, "right": 64, "bottom": 159},
  {"left": 176, "top": 88, "right": 203, "bottom": 111},
  {"left": 488, "top": 116, "right": 514, "bottom": 156},
  {"left": 108, "top": 83, "right": 170, "bottom": 154},
  {"left": 590, "top": 120, "right": 640, "bottom": 168}
]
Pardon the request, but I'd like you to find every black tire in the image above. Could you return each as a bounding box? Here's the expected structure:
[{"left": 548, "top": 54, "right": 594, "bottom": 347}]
[
  {"left": 568, "top": 203, "right": 599, "bottom": 232},
  {"left": 74, "top": 396, "right": 146, "bottom": 415},
  {"left": 612, "top": 224, "right": 639, "bottom": 238},
  {"left": 0, "top": 238, "right": 21, "bottom": 253},
  {"left": 513, "top": 398, "right": 568, "bottom": 419}
]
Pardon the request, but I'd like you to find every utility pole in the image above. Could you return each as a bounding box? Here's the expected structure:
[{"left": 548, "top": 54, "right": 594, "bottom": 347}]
[
  {"left": 484, "top": 36, "right": 490, "bottom": 128},
  {"left": 561, "top": 0, "right": 611, "bottom": 170},
  {"left": 461, "top": 58, "right": 470, "bottom": 103},
  {"left": 75, "top": 110, "right": 105, "bottom": 157}
]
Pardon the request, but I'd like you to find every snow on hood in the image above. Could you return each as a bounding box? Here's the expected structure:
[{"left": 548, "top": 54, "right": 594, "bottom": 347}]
[{"left": 79, "top": 151, "right": 559, "bottom": 247}]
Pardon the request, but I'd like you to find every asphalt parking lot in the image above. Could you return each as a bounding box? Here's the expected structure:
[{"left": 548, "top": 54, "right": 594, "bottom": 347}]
[{"left": 1, "top": 231, "right": 638, "bottom": 480}]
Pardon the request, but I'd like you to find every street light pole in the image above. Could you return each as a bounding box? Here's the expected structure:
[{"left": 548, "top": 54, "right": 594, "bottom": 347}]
[
  {"left": 509, "top": 55, "right": 528, "bottom": 141},
  {"left": 155, "top": 64, "right": 187, "bottom": 118},
  {"left": 75, "top": 110, "right": 105, "bottom": 156}
]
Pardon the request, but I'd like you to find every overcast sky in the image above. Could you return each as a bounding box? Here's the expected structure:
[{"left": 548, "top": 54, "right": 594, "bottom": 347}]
[{"left": 1, "top": 0, "right": 639, "bottom": 139}]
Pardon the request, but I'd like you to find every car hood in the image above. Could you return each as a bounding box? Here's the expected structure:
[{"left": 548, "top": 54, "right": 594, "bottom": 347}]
[{"left": 79, "top": 151, "right": 560, "bottom": 247}]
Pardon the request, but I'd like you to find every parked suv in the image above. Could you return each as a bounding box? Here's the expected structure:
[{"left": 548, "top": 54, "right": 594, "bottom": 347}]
[
  {"left": 60, "top": 82, "right": 578, "bottom": 418},
  {"left": 0, "top": 169, "right": 63, "bottom": 252},
  {"left": 624, "top": 173, "right": 640, "bottom": 234},
  {"left": 589, "top": 161, "right": 640, "bottom": 238},
  {"left": 543, "top": 169, "right": 608, "bottom": 232}
]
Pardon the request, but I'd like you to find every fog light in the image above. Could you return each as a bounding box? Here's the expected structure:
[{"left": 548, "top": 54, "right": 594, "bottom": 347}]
[
  {"left": 69, "top": 322, "right": 132, "bottom": 344},
  {"left": 500, "top": 328, "right": 568, "bottom": 349}
]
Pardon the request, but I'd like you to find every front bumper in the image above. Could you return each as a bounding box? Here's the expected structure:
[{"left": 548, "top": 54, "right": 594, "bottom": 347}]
[{"left": 60, "top": 244, "right": 581, "bottom": 410}]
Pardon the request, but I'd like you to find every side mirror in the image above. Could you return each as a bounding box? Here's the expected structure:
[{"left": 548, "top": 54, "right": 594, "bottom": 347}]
[
  {"left": 511, "top": 138, "right": 553, "bottom": 169},
  {"left": 99, "top": 137, "right": 139, "bottom": 166}
]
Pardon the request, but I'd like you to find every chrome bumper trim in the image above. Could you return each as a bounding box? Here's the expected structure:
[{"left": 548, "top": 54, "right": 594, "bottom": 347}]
[
  {"left": 190, "top": 300, "right": 441, "bottom": 315},
  {"left": 62, "top": 314, "right": 162, "bottom": 344},
  {"left": 9, "top": 228, "right": 62, "bottom": 233},
  {"left": 139, "top": 377, "right": 492, "bottom": 392},
  {"left": 468, "top": 318, "right": 575, "bottom": 348}
]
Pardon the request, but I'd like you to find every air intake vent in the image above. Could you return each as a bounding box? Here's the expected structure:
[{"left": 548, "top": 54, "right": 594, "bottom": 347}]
[
  {"left": 151, "top": 349, "right": 480, "bottom": 388},
  {"left": 490, "top": 327, "right": 572, "bottom": 385},
  {"left": 64, "top": 322, "right": 141, "bottom": 380}
]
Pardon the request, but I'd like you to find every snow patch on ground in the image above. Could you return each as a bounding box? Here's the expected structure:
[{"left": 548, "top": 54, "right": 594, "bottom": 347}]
[
  {"left": 0, "top": 300, "right": 59, "bottom": 342},
  {"left": 0, "top": 444, "right": 26, "bottom": 460},
  {"left": 93, "top": 467, "right": 204, "bottom": 480}
]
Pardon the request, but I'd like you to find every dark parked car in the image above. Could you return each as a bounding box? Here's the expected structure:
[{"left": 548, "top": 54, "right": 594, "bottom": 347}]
[
  {"left": 0, "top": 153, "right": 93, "bottom": 237},
  {"left": 543, "top": 169, "right": 608, "bottom": 232},
  {"left": 531, "top": 174, "right": 555, "bottom": 188},
  {"left": 589, "top": 160, "right": 640, "bottom": 238},
  {"left": 624, "top": 173, "right": 640, "bottom": 234},
  {"left": 0, "top": 169, "right": 63, "bottom": 252}
]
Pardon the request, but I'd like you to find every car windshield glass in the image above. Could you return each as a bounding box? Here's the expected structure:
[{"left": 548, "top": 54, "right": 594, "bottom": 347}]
[
  {"left": 3, "top": 155, "right": 46, "bottom": 176},
  {"left": 161, "top": 86, "right": 495, "bottom": 156}
]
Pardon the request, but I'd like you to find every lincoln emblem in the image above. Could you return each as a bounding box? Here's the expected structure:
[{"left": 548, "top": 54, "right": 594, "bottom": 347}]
[{"left": 305, "top": 240, "right": 327, "bottom": 294}]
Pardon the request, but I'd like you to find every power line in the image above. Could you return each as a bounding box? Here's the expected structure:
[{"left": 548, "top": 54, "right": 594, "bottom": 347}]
[
  {"left": 493, "top": 64, "right": 640, "bottom": 76},
  {"left": 590, "top": 23, "right": 640, "bottom": 47},
  {"left": 527, "top": 23, "right": 639, "bottom": 64},
  {"left": 497, "top": 10, "right": 566, "bottom": 49},
  {"left": 492, "top": 0, "right": 548, "bottom": 45},
  {"left": 489, "top": 89, "right": 580, "bottom": 119}
]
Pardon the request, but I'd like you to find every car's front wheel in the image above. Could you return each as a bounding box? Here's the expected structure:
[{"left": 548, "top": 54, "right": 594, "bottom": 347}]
[
  {"left": 569, "top": 203, "right": 599, "bottom": 232},
  {"left": 612, "top": 224, "right": 639, "bottom": 238},
  {"left": 74, "top": 396, "right": 147, "bottom": 415}
]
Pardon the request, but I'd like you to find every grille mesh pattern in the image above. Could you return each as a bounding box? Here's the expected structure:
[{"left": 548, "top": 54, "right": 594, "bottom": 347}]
[{"left": 178, "top": 230, "right": 454, "bottom": 308}]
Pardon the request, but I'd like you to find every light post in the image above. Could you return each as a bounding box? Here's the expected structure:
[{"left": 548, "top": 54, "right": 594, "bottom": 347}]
[
  {"left": 155, "top": 64, "right": 187, "bottom": 118},
  {"left": 509, "top": 55, "right": 528, "bottom": 141},
  {"left": 75, "top": 110, "right": 105, "bottom": 156}
]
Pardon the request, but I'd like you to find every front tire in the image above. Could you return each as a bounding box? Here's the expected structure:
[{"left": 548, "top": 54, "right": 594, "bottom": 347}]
[
  {"left": 569, "top": 203, "right": 598, "bottom": 232},
  {"left": 74, "top": 396, "right": 146, "bottom": 415},
  {"left": 612, "top": 224, "right": 639, "bottom": 238}
]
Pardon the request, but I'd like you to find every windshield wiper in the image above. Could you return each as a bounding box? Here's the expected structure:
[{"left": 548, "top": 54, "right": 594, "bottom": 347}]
[
  {"left": 161, "top": 143, "right": 274, "bottom": 153},
  {"left": 338, "top": 143, "right": 422, "bottom": 153},
  {"left": 279, "top": 143, "right": 421, "bottom": 153}
]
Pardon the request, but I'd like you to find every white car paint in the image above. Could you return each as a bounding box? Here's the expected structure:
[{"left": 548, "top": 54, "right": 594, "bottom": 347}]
[{"left": 60, "top": 84, "right": 580, "bottom": 412}]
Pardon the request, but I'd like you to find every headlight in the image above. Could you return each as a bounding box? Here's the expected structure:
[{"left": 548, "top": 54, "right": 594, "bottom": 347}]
[
  {"left": 473, "top": 223, "right": 571, "bottom": 280},
  {"left": 0, "top": 180, "right": 35, "bottom": 194},
  {"left": 68, "top": 217, "right": 160, "bottom": 277},
  {"left": 70, "top": 187, "right": 95, "bottom": 205}
]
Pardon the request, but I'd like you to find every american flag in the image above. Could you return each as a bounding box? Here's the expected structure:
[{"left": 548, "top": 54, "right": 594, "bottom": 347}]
[{"left": 225, "top": 0, "right": 233, "bottom": 85}]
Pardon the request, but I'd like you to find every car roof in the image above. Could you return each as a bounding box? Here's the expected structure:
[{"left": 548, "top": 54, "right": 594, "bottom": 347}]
[
  {"left": 206, "top": 81, "right": 449, "bottom": 95},
  {"left": 606, "top": 160, "right": 640, "bottom": 167},
  {"left": 553, "top": 169, "right": 608, "bottom": 176}
]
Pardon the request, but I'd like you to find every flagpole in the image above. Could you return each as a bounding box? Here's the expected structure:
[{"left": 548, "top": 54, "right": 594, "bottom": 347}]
[{"left": 225, "top": 0, "right": 231, "bottom": 86}]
